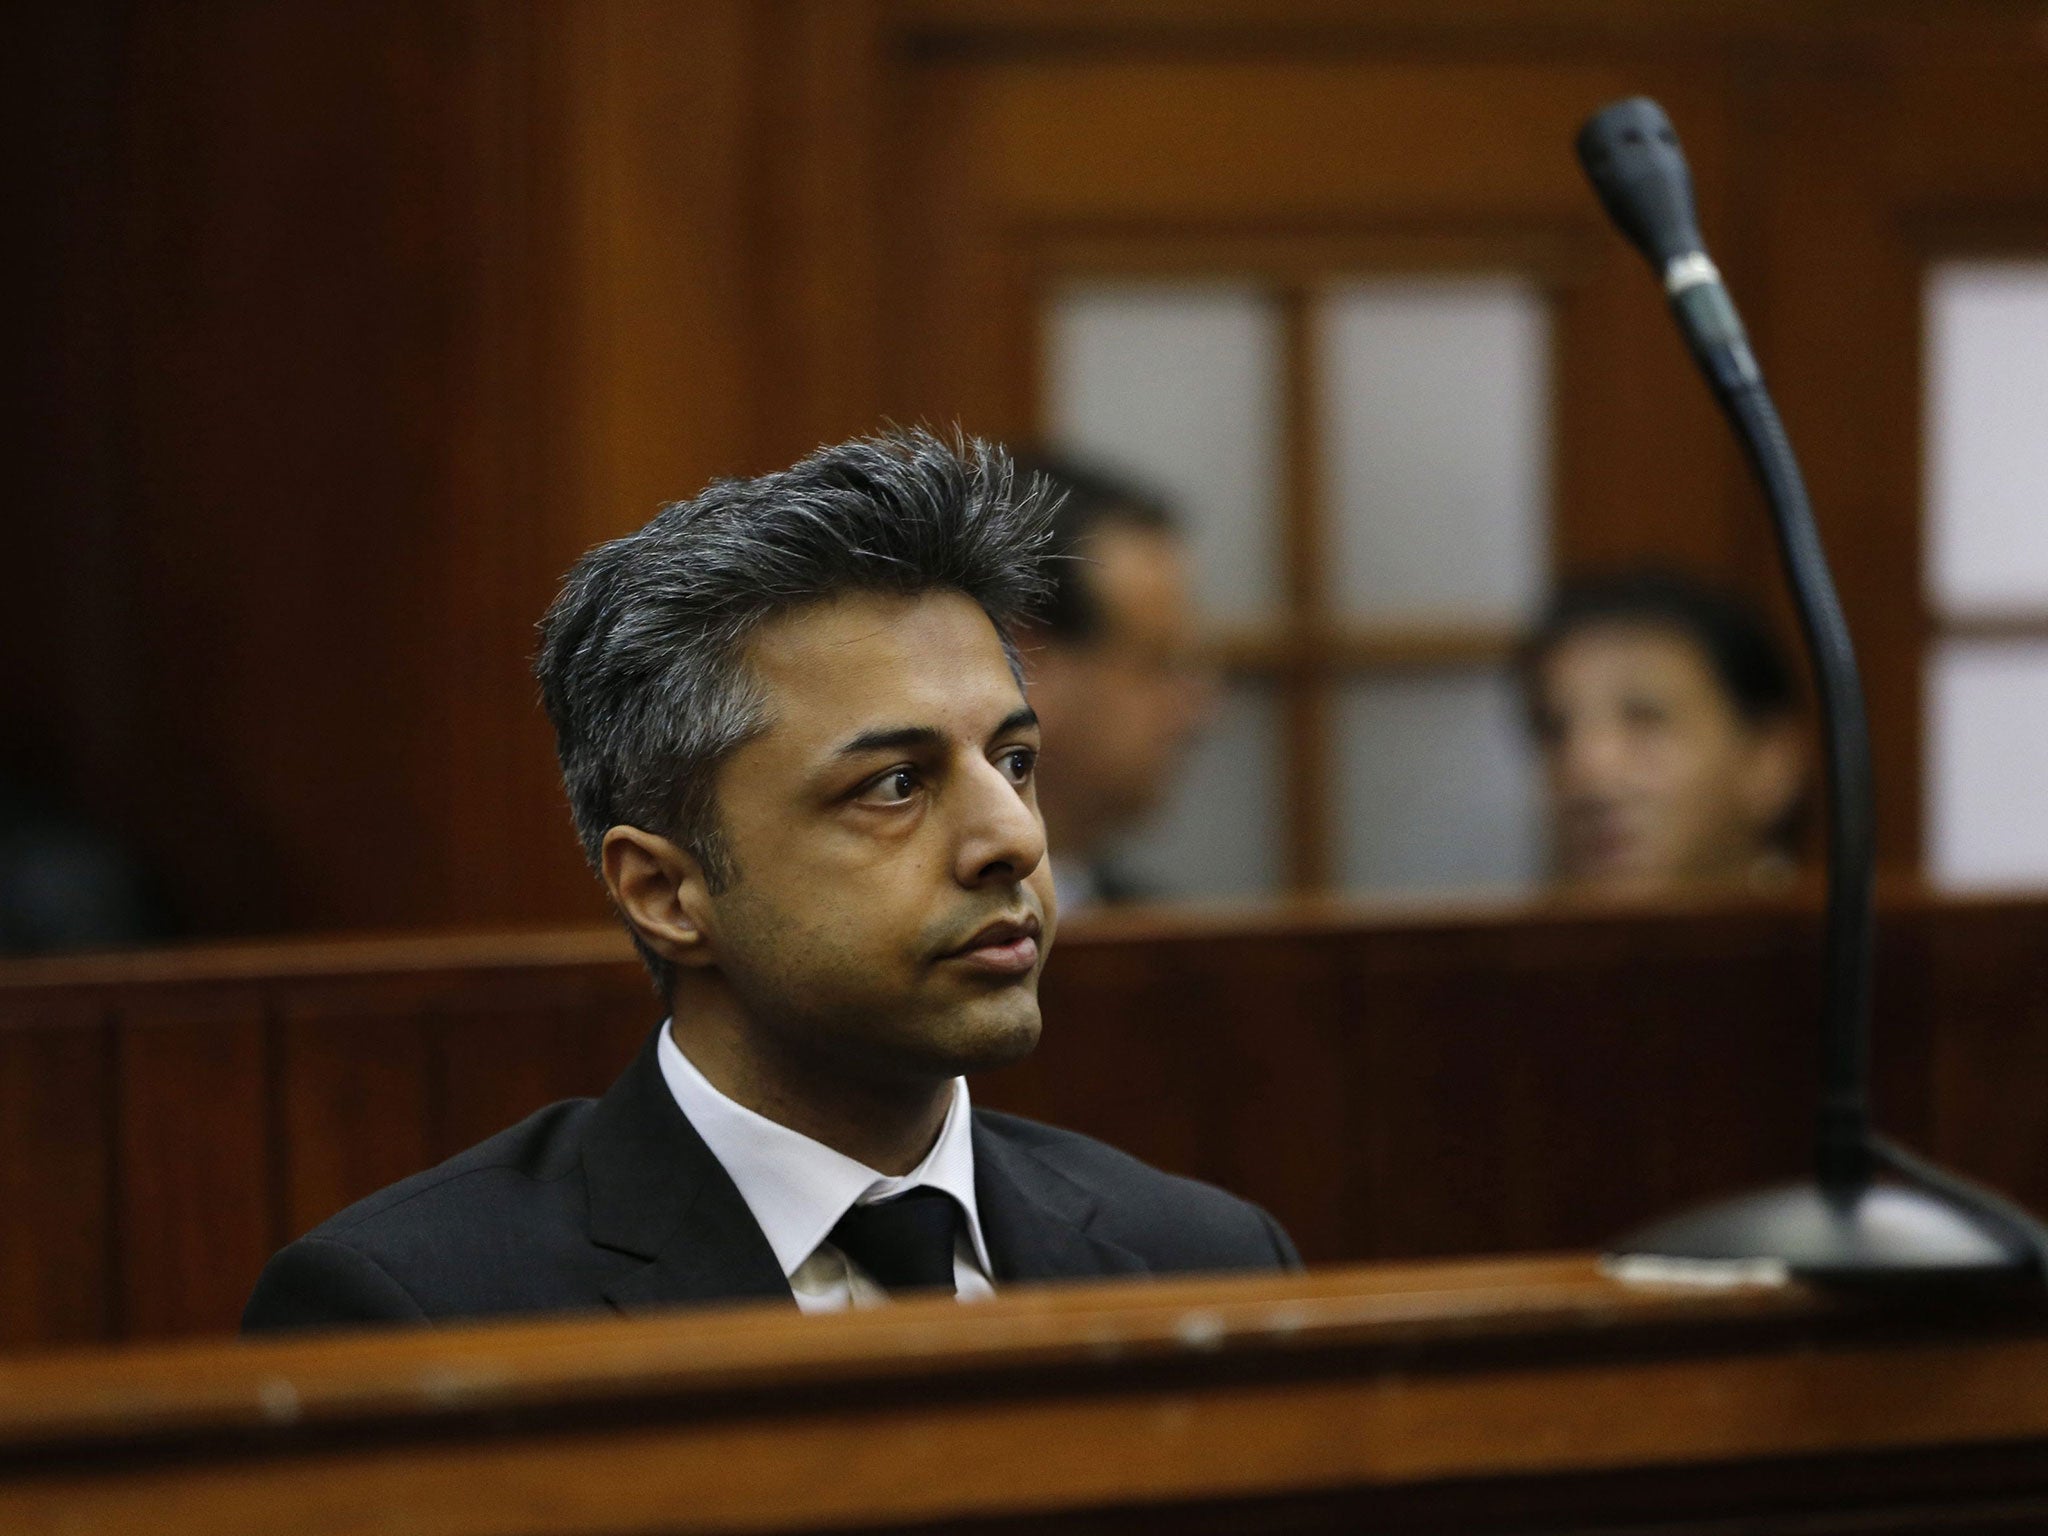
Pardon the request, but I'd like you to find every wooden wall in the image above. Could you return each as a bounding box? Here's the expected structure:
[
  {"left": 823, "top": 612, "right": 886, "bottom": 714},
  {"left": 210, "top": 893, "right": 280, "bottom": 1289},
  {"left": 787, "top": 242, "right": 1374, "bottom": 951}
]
[
  {"left": 9, "top": 1, "right": 2048, "bottom": 939},
  {"left": 5, "top": 0, "right": 769, "bottom": 938},
  {"left": 3, "top": 891, "right": 2046, "bottom": 1351}
]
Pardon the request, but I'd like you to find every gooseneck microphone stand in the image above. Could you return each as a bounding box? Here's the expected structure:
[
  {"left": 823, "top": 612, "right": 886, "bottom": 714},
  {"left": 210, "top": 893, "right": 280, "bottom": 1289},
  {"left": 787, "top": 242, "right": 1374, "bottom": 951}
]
[{"left": 1579, "top": 97, "right": 2046, "bottom": 1281}]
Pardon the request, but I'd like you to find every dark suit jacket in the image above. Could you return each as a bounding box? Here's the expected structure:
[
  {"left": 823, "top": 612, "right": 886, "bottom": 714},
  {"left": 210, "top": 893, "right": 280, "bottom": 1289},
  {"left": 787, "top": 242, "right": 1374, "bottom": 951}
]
[{"left": 244, "top": 1027, "right": 1299, "bottom": 1330}]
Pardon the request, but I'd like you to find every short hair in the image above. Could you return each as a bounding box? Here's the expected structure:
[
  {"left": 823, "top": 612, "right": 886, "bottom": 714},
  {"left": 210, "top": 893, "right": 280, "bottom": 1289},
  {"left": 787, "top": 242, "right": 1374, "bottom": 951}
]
[
  {"left": 1006, "top": 449, "right": 1176, "bottom": 644},
  {"left": 536, "top": 428, "right": 1054, "bottom": 990},
  {"left": 1522, "top": 569, "right": 1800, "bottom": 726}
]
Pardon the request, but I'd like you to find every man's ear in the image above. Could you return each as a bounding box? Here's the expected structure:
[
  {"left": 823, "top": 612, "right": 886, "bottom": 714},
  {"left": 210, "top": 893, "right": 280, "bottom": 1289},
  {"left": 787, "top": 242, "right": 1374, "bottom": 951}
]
[{"left": 601, "top": 826, "right": 719, "bottom": 970}]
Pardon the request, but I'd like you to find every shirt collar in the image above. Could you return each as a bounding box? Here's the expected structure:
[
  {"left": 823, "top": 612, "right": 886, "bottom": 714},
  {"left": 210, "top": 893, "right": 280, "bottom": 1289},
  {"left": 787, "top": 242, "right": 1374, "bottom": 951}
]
[{"left": 655, "top": 1020, "right": 990, "bottom": 1280}]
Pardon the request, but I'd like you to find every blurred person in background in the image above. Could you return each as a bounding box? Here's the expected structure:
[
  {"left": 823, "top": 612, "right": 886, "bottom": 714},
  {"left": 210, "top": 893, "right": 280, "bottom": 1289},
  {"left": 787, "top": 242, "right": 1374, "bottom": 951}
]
[
  {"left": 1010, "top": 452, "right": 1217, "bottom": 913},
  {"left": 0, "top": 766, "right": 174, "bottom": 955},
  {"left": 1522, "top": 571, "right": 1807, "bottom": 895}
]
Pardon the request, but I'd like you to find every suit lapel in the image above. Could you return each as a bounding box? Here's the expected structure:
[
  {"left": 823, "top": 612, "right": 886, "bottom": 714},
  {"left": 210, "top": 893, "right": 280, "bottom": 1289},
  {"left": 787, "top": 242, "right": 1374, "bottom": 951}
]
[
  {"left": 581, "top": 1028, "right": 793, "bottom": 1312},
  {"left": 972, "top": 1117, "right": 1148, "bottom": 1284},
  {"left": 579, "top": 1034, "right": 1145, "bottom": 1306}
]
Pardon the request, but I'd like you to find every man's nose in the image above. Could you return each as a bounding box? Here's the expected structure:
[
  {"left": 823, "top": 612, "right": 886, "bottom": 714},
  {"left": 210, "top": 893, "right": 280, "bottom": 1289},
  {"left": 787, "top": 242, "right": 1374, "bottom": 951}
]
[
  {"left": 1558, "top": 723, "right": 1627, "bottom": 797},
  {"left": 954, "top": 758, "right": 1047, "bottom": 887}
]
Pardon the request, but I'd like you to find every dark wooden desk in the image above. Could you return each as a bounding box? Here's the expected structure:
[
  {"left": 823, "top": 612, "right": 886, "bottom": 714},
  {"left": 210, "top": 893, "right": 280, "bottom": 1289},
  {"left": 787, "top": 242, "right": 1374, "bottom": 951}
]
[
  {"left": 3, "top": 889, "right": 2046, "bottom": 1348},
  {"left": 5, "top": 1256, "right": 2048, "bottom": 1534}
]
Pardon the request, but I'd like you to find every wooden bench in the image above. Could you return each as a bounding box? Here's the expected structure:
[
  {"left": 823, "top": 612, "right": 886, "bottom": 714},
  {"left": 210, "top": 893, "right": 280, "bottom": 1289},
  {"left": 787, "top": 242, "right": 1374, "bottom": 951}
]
[{"left": 5, "top": 1255, "right": 2047, "bottom": 1533}]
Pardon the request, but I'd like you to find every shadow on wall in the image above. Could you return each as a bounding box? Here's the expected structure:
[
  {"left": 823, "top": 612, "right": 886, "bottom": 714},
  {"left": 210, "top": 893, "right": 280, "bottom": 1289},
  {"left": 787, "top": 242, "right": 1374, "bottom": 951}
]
[{"left": 0, "top": 765, "right": 177, "bottom": 956}]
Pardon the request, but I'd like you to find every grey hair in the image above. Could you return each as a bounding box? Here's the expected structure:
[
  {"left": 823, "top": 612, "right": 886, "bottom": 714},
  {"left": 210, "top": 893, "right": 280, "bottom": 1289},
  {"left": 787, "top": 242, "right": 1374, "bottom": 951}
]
[{"left": 535, "top": 428, "right": 1056, "bottom": 992}]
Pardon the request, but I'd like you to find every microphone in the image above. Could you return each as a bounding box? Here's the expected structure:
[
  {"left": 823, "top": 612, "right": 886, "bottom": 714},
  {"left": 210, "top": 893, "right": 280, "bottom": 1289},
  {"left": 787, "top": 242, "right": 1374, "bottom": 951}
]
[
  {"left": 1576, "top": 99, "right": 1760, "bottom": 398},
  {"left": 1577, "top": 97, "right": 2046, "bottom": 1283}
]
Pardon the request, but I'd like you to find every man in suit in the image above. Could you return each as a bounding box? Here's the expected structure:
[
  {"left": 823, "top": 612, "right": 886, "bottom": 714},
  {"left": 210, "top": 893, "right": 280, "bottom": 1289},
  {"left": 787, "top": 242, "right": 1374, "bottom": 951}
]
[
  {"left": 245, "top": 430, "right": 1297, "bottom": 1330},
  {"left": 1006, "top": 451, "right": 1216, "bottom": 914}
]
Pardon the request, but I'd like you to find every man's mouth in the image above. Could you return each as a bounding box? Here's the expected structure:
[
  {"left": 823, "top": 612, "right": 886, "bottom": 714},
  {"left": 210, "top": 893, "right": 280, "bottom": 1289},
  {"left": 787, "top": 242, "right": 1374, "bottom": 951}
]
[
  {"left": 939, "top": 913, "right": 1043, "bottom": 976},
  {"left": 1566, "top": 805, "right": 1644, "bottom": 870}
]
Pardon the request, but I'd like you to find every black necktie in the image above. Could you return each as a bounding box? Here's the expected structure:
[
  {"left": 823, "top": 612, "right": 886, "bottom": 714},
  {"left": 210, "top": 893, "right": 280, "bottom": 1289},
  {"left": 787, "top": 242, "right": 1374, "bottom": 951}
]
[{"left": 828, "top": 1188, "right": 961, "bottom": 1295}]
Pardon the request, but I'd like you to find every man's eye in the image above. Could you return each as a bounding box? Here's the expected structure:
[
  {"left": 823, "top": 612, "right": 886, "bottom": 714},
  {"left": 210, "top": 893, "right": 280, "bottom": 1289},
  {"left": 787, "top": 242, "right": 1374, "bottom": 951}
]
[
  {"left": 860, "top": 768, "right": 920, "bottom": 805},
  {"left": 998, "top": 747, "right": 1036, "bottom": 786}
]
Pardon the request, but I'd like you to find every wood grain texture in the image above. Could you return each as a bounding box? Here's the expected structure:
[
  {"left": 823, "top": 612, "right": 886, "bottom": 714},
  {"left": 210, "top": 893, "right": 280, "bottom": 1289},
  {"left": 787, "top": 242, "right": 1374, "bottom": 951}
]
[
  {"left": 276, "top": 988, "right": 438, "bottom": 1240},
  {"left": 0, "top": 1002, "right": 113, "bottom": 1347},
  {"left": 433, "top": 979, "right": 650, "bottom": 1159},
  {"left": 3, "top": 891, "right": 2046, "bottom": 1352},
  {"left": 0, "top": 1256, "right": 1812, "bottom": 1440},
  {"left": 3, "top": 1256, "right": 2047, "bottom": 1535},
  {"left": 114, "top": 992, "right": 274, "bottom": 1339},
  {"left": 1925, "top": 900, "right": 2048, "bottom": 1203}
]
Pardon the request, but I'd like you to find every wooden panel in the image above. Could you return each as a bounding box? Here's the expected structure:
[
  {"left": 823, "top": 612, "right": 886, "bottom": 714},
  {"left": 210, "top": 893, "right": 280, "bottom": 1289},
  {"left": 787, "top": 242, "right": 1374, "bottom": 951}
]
[
  {"left": 1013, "top": 936, "right": 1249, "bottom": 1190},
  {"left": 5, "top": 1257, "right": 2048, "bottom": 1535},
  {"left": 1926, "top": 900, "right": 2048, "bottom": 1196},
  {"left": 1892, "top": 52, "right": 2048, "bottom": 204},
  {"left": 958, "top": 59, "right": 1707, "bottom": 220},
  {"left": 892, "top": 1, "right": 2048, "bottom": 44},
  {"left": 276, "top": 988, "right": 437, "bottom": 1239},
  {"left": 1149, "top": 931, "right": 1355, "bottom": 1259},
  {"left": 1359, "top": 916, "right": 1819, "bottom": 1257},
  {"left": 756, "top": 0, "right": 891, "bottom": 461},
  {"left": 1197, "top": 934, "right": 1358, "bottom": 1259},
  {"left": 0, "top": 1002, "right": 113, "bottom": 1348},
  {"left": 1750, "top": 59, "right": 1930, "bottom": 870},
  {"left": 4, "top": 898, "right": 2047, "bottom": 1351},
  {"left": 0, "top": 926, "right": 636, "bottom": 991},
  {"left": 552, "top": 0, "right": 767, "bottom": 542},
  {"left": 5, "top": 0, "right": 771, "bottom": 949},
  {"left": 276, "top": 970, "right": 656, "bottom": 1233},
  {"left": 115, "top": 994, "right": 273, "bottom": 1339},
  {"left": 435, "top": 981, "right": 650, "bottom": 1159},
  {"left": 1018, "top": 905, "right": 1842, "bottom": 1264},
  {"left": 1, "top": 6, "right": 127, "bottom": 815},
  {"left": 1550, "top": 235, "right": 1751, "bottom": 581},
  {"left": 115, "top": 3, "right": 482, "bottom": 934}
]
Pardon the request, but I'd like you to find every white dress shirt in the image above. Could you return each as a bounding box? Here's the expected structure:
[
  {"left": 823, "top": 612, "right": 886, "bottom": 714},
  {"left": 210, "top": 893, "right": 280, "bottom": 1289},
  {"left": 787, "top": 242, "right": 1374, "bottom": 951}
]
[{"left": 655, "top": 1020, "right": 996, "bottom": 1313}]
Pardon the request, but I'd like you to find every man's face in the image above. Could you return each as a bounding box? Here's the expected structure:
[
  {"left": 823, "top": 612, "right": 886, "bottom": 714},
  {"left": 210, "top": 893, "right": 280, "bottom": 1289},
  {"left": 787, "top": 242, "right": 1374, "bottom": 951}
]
[
  {"left": 1532, "top": 622, "right": 1796, "bottom": 891},
  {"left": 1028, "top": 524, "right": 1217, "bottom": 841},
  {"left": 695, "top": 589, "right": 1056, "bottom": 1086}
]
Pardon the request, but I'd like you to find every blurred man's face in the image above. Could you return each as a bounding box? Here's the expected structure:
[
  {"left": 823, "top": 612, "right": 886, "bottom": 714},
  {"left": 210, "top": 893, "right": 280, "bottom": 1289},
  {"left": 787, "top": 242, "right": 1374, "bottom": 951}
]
[
  {"left": 1028, "top": 524, "right": 1217, "bottom": 851},
  {"left": 1531, "top": 622, "right": 1799, "bottom": 891},
  {"left": 689, "top": 590, "right": 1056, "bottom": 1085}
]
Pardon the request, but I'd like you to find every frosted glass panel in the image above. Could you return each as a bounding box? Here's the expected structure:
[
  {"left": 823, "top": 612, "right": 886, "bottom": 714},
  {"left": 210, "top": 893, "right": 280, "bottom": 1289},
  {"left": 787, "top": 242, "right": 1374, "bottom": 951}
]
[
  {"left": 1320, "top": 276, "right": 1551, "bottom": 623},
  {"left": 1044, "top": 284, "right": 1282, "bottom": 624},
  {"left": 1926, "top": 262, "right": 2048, "bottom": 616},
  {"left": 1336, "top": 667, "right": 1541, "bottom": 892},
  {"left": 1103, "top": 684, "right": 1282, "bottom": 899},
  {"left": 1928, "top": 639, "right": 2048, "bottom": 889}
]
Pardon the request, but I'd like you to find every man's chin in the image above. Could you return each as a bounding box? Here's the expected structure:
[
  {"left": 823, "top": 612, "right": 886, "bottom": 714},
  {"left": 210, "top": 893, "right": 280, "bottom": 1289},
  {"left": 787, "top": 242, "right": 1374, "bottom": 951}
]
[
  {"left": 1563, "top": 828, "right": 1654, "bottom": 885},
  {"left": 928, "top": 992, "right": 1043, "bottom": 1076}
]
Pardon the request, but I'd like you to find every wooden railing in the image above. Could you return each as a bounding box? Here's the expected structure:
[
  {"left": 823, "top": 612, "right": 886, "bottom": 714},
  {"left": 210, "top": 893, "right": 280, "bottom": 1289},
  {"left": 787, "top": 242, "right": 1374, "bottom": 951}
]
[
  {"left": 4, "top": 889, "right": 2047, "bottom": 1349},
  {"left": 5, "top": 1255, "right": 2048, "bottom": 1533}
]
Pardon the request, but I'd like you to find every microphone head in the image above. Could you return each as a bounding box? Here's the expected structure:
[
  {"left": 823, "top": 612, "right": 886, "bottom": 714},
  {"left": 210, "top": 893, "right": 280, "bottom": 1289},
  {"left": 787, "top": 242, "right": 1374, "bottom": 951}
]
[{"left": 1575, "top": 97, "right": 1707, "bottom": 272}]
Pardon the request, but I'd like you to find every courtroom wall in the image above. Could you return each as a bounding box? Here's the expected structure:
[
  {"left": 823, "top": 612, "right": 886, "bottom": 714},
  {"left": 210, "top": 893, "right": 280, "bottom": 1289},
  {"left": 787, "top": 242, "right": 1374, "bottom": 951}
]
[{"left": 9, "top": 2, "right": 2048, "bottom": 941}]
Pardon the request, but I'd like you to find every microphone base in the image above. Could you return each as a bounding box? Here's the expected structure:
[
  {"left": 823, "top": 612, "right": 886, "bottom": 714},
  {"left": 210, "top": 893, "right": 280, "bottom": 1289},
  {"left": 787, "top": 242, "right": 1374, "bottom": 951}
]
[{"left": 1608, "top": 1180, "right": 2038, "bottom": 1284}]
